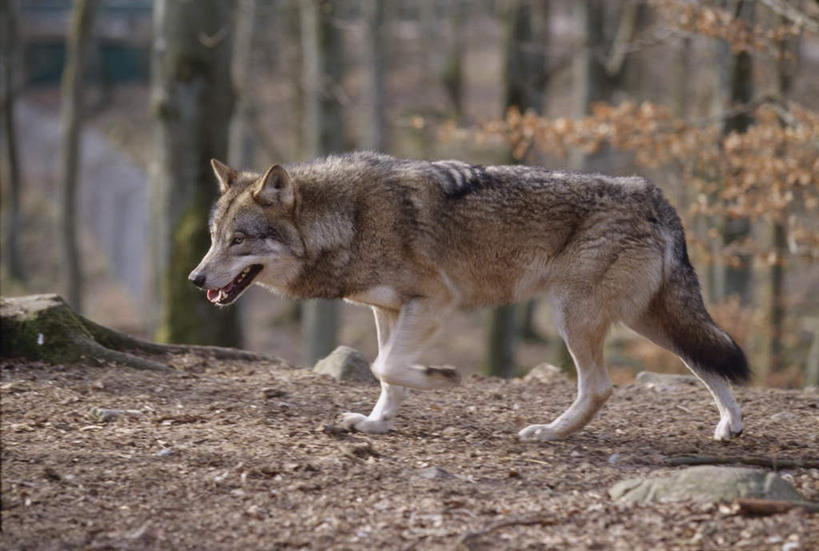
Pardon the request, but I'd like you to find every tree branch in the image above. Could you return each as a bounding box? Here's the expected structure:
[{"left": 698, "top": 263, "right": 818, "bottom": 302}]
[
  {"left": 736, "top": 498, "right": 819, "bottom": 515},
  {"left": 760, "top": 0, "right": 819, "bottom": 33},
  {"left": 664, "top": 455, "right": 819, "bottom": 469},
  {"left": 458, "top": 516, "right": 556, "bottom": 549}
]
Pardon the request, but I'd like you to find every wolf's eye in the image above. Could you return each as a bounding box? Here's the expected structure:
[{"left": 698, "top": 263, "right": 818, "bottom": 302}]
[{"left": 231, "top": 236, "right": 245, "bottom": 246}]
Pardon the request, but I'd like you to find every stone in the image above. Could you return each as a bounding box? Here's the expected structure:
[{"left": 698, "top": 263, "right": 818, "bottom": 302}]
[
  {"left": 609, "top": 466, "right": 804, "bottom": 504},
  {"left": 416, "top": 466, "right": 453, "bottom": 480},
  {"left": 522, "top": 363, "right": 566, "bottom": 384},
  {"left": 770, "top": 411, "right": 796, "bottom": 423},
  {"left": 635, "top": 371, "right": 698, "bottom": 388},
  {"left": 313, "top": 346, "right": 376, "bottom": 383},
  {"left": 91, "top": 407, "right": 141, "bottom": 422}
]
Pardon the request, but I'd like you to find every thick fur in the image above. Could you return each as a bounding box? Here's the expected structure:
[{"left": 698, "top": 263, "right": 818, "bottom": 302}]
[{"left": 191, "top": 152, "right": 749, "bottom": 441}]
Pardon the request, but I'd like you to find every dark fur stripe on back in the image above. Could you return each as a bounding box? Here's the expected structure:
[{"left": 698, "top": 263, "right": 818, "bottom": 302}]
[{"left": 429, "top": 160, "right": 490, "bottom": 198}]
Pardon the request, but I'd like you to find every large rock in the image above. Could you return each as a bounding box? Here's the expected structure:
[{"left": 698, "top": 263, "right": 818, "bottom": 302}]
[
  {"left": 609, "top": 466, "right": 803, "bottom": 504},
  {"left": 313, "top": 346, "right": 376, "bottom": 383}
]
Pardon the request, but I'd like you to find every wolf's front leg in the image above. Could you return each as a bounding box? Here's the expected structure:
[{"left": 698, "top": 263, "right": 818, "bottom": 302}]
[
  {"left": 341, "top": 301, "right": 459, "bottom": 433},
  {"left": 341, "top": 381, "right": 409, "bottom": 433}
]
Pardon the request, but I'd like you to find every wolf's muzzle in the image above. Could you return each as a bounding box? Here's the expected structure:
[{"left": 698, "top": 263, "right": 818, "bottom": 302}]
[{"left": 189, "top": 272, "right": 206, "bottom": 288}]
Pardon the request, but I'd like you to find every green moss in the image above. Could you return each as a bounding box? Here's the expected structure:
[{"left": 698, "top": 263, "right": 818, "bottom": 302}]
[{"left": 0, "top": 295, "right": 94, "bottom": 363}]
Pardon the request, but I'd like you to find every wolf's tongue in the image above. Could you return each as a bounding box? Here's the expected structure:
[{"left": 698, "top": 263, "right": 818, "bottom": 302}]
[{"left": 207, "top": 289, "right": 220, "bottom": 302}]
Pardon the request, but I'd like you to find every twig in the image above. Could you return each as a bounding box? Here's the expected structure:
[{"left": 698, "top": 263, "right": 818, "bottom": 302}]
[
  {"left": 664, "top": 455, "right": 819, "bottom": 470},
  {"left": 759, "top": 0, "right": 819, "bottom": 34},
  {"left": 736, "top": 498, "right": 819, "bottom": 516},
  {"left": 458, "top": 516, "right": 556, "bottom": 549}
]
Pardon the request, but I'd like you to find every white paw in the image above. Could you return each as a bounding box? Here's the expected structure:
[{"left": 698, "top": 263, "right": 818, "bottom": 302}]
[
  {"left": 340, "top": 412, "right": 393, "bottom": 434},
  {"left": 518, "top": 424, "right": 566, "bottom": 442},
  {"left": 713, "top": 417, "right": 743, "bottom": 441}
]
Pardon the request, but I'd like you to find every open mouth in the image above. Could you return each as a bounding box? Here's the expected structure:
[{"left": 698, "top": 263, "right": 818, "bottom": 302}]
[{"left": 206, "top": 265, "right": 263, "bottom": 305}]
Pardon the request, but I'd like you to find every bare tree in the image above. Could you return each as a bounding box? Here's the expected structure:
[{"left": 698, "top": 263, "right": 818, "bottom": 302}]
[
  {"left": 300, "top": 0, "right": 344, "bottom": 365},
  {"left": 229, "top": 0, "right": 256, "bottom": 169},
  {"left": 570, "top": 0, "right": 641, "bottom": 170},
  {"left": 421, "top": 0, "right": 467, "bottom": 118},
  {"left": 363, "top": 0, "right": 388, "bottom": 152},
  {"left": 57, "top": 0, "right": 98, "bottom": 311},
  {"left": 717, "top": 1, "right": 755, "bottom": 306},
  {"left": 150, "top": 0, "right": 242, "bottom": 346},
  {"left": 1, "top": 0, "right": 23, "bottom": 281},
  {"left": 487, "top": 0, "right": 550, "bottom": 378},
  {"left": 770, "top": 9, "right": 800, "bottom": 373}
]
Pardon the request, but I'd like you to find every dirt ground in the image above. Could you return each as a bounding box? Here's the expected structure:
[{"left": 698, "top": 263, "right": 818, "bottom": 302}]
[{"left": 2, "top": 352, "right": 818, "bottom": 550}]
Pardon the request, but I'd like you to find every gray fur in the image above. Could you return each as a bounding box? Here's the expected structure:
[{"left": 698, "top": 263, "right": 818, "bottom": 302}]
[{"left": 190, "top": 152, "right": 749, "bottom": 441}]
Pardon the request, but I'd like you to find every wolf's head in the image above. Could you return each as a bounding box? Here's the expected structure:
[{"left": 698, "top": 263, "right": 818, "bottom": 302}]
[{"left": 188, "top": 160, "right": 306, "bottom": 306}]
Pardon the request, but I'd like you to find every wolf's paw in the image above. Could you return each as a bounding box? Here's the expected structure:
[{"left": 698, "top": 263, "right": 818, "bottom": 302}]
[
  {"left": 518, "top": 424, "right": 567, "bottom": 442},
  {"left": 340, "top": 412, "right": 393, "bottom": 434},
  {"left": 713, "top": 417, "right": 744, "bottom": 441}
]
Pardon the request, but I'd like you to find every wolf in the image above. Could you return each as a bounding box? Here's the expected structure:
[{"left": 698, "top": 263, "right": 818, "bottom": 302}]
[{"left": 189, "top": 152, "right": 750, "bottom": 442}]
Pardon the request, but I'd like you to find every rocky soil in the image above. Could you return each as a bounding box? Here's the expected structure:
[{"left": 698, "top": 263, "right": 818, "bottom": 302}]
[{"left": 2, "top": 353, "right": 818, "bottom": 550}]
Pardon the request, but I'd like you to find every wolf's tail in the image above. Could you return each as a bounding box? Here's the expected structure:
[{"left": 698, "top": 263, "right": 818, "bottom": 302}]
[{"left": 647, "top": 224, "right": 750, "bottom": 384}]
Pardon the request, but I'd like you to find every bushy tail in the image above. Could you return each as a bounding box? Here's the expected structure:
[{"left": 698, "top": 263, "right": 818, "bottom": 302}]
[{"left": 656, "top": 250, "right": 751, "bottom": 385}]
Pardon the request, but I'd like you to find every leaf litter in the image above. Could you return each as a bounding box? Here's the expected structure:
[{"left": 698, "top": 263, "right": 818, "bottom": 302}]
[{"left": 1, "top": 354, "right": 818, "bottom": 550}]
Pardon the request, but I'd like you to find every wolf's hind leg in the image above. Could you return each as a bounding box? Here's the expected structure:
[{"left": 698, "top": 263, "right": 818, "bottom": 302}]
[
  {"left": 519, "top": 306, "right": 612, "bottom": 441},
  {"left": 627, "top": 316, "right": 744, "bottom": 441}
]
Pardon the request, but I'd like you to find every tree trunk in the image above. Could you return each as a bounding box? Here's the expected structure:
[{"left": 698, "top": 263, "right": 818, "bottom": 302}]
[
  {"left": 363, "top": 0, "right": 388, "bottom": 152},
  {"left": 57, "top": 0, "right": 98, "bottom": 312},
  {"left": 229, "top": 0, "right": 256, "bottom": 169},
  {"left": 487, "top": 304, "right": 518, "bottom": 378},
  {"left": 770, "top": 13, "right": 799, "bottom": 373},
  {"left": 442, "top": 1, "right": 466, "bottom": 119},
  {"left": 1, "top": 294, "right": 269, "bottom": 370},
  {"left": 300, "top": 0, "right": 344, "bottom": 365},
  {"left": 486, "top": 0, "right": 550, "bottom": 378},
  {"left": 717, "top": 0, "right": 754, "bottom": 306},
  {"left": 1, "top": 0, "right": 23, "bottom": 281},
  {"left": 421, "top": 0, "right": 466, "bottom": 118},
  {"left": 150, "top": 0, "right": 242, "bottom": 347},
  {"left": 503, "top": 0, "right": 548, "bottom": 116}
]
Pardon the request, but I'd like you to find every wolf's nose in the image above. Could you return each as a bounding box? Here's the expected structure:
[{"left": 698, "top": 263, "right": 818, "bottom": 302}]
[{"left": 189, "top": 273, "right": 206, "bottom": 288}]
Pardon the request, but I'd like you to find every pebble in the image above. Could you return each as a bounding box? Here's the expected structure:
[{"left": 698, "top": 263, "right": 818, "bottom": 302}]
[
  {"left": 246, "top": 504, "right": 267, "bottom": 519},
  {"left": 91, "top": 407, "right": 141, "bottom": 423},
  {"left": 770, "top": 411, "right": 796, "bottom": 423},
  {"left": 417, "top": 466, "right": 452, "bottom": 480},
  {"left": 156, "top": 448, "right": 173, "bottom": 457}
]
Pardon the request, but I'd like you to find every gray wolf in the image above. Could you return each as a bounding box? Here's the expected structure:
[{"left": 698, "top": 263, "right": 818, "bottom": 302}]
[{"left": 189, "top": 152, "right": 750, "bottom": 441}]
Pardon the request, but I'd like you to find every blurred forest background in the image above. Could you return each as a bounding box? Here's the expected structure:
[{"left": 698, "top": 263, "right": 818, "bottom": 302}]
[{"left": 1, "top": 0, "right": 818, "bottom": 387}]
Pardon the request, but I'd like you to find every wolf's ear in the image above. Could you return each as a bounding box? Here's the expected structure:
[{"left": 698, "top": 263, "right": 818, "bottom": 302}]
[
  {"left": 251, "top": 164, "right": 296, "bottom": 213},
  {"left": 211, "top": 159, "right": 238, "bottom": 194}
]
